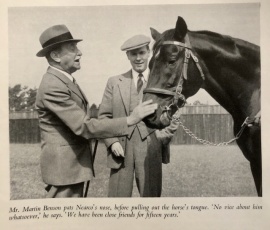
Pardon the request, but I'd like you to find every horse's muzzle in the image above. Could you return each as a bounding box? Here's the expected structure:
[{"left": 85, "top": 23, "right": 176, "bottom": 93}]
[{"left": 143, "top": 107, "right": 169, "bottom": 129}]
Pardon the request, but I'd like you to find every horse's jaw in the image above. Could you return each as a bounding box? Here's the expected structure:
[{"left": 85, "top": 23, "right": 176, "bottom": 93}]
[{"left": 143, "top": 108, "right": 170, "bottom": 129}]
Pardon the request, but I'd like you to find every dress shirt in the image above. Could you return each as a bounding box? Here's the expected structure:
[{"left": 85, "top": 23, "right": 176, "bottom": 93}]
[
  {"left": 49, "top": 65, "right": 74, "bottom": 82},
  {"left": 132, "top": 68, "right": 149, "bottom": 90}
]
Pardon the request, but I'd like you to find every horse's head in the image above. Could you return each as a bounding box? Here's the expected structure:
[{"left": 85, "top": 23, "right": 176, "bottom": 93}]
[{"left": 143, "top": 16, "right": 205, "bottom": 129}]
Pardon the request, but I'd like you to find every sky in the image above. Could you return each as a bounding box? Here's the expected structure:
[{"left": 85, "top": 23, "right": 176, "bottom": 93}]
[{"left": 8, "top": 3, "right": 260, "bottom": 105}]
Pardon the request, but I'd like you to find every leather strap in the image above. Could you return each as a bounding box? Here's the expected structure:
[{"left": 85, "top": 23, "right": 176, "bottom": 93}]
[{"left": 162, "top": 41, "right": 191, "bottom": 49}]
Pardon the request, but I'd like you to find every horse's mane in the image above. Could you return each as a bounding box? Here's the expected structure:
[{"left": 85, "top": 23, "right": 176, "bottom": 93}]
[
  {"left": 194, "top": 30, "right": 259, "bottom": 52},
  {"left": 153, "top": 28, "right": 260, "bottom": 63},
  {"left": 193, "top": 30, "right": 260, "bottom": 64}
]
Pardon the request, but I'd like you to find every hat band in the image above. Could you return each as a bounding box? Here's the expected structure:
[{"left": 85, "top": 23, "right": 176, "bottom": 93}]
[{"left": 42, "top": 32, "right": 73, "bottom": 48}]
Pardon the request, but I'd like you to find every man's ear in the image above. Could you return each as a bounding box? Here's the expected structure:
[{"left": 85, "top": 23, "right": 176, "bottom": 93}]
[
  {"left": 146, "top": 48, "right": 150, "bottom": 57},
  {"left": 50, "top": 51, "right": 61, "bottom": 63},
  {"left": 126, "top": 51, "right": 130, "bottom": 60}
]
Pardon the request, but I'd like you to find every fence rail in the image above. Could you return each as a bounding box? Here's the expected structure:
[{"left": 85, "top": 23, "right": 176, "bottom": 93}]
[
  {"left": 9, "top": 105, "right": 235, "bottom": 144},
  {"left": 171, "top": 114, "right": 234, "bottom": 145},
  {"left": 178, "top": 105, "right": 229, "bottom": 114}
]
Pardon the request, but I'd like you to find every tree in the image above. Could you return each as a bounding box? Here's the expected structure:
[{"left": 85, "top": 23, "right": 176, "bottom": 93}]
[
  {"left": 193, "top": 100, "right": 204, "bottom": 106},
  {"left": 26, "top": 87, "right": 37, "bottom": 110},
  {"left": 9, "top": 84, "right": 37, "bottom": 111}
]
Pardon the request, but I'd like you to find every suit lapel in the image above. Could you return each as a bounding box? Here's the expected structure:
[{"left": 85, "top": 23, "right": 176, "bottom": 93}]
[
  {"left": 118, "top": 70, "right": 132, "bottom": 115},
  {"left": 72, "top": 82, "right": 89, "bottom": 108},
  {"left": 47, "top": 67, "right": 88, "bottom": 108},
  {"left": 76, "top": 84, "right": 89, "bottom": 104}
]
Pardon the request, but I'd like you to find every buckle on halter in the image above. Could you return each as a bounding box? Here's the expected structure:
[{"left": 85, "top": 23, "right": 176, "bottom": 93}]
[
  {"left": 164, "top": 105, "right": 171, "bottom": 112},
  {"left": 185, "top": 50, "right": 190, "bottom": 58}
]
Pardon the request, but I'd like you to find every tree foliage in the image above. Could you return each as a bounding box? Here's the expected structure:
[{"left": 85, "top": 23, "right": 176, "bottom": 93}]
[
  {"left": 193, "top": 100, "right": 207, "bottom": 105},
  {"left": 9, "top": 84, "right": 37, "bottom": 111}
]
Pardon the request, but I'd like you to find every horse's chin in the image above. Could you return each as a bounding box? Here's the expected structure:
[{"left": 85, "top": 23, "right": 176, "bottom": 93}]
[{"left": 143, "top": 109, "right": 170, "bottom": 129}]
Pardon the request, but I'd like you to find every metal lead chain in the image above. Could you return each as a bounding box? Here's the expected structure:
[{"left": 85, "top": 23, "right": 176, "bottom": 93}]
[{"left": 177, "top": 120, "right": 244, "bottom": 146}]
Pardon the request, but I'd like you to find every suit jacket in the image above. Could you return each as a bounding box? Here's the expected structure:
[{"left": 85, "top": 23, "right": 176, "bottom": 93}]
[
  {"left": 98, "top": 70, "right": 170, "bottom": 169},
  {"left": 35, "top": 67, "right": 129, "bottom": 186}
]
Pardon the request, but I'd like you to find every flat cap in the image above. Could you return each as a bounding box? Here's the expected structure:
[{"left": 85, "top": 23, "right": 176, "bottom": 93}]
[{"left": 121, "top": 34, "right": 150, "bottom": 51}]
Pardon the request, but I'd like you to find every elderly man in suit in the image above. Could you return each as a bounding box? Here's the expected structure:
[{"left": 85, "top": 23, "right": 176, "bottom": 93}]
[
  {"left": 35, "top": 25, "right": 157, "bottom": 198},
  {"left": 98, "top": 34, "right": 180, "bottom": 197}
]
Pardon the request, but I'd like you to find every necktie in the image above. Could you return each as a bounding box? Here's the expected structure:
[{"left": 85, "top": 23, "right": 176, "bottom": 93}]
[
  {"left": 137, "top": 73, "right": 143, "bottom": 93},
  {"left": 73, "top": 78, "right": 77, "bottom": 85}
]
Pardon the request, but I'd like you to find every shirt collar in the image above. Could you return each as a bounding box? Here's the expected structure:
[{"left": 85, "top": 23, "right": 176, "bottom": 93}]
[
  {"left": 131, "top": 68, "right": 149, "bottom": 82},
  {"left": 49, "top": 65, "right": 74, "bottom": 82}
]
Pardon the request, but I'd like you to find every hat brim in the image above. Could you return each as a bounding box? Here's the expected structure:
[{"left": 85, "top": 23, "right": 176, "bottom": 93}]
[
  {"left": 36, "top": 39, "right": 82, "bottom": 57},
  {"left": 121, "top": 42, "right": 150, "bottom": 51}
]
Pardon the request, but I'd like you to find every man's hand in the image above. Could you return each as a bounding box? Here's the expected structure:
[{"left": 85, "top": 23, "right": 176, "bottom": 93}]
[
  {"left": 127, "top": 100, "right": 157, "bottom": 126},
  {"left": 110, "top": 142, "right": 124, "bottom": 157},
  {"left": 172, "top": 109, "right": 182, "bottom": 121},
  {"left": 156, "top": 109, "right": 181, "bottom": 145}
]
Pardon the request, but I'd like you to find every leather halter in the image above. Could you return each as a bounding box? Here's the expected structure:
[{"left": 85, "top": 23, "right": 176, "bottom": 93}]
[{"left": 143, "top": 34, "right": 205, "bottom": 119}]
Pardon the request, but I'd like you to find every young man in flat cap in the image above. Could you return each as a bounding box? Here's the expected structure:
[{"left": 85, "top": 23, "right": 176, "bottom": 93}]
[
  {"left": 98, "top": 34, "right": 180, "bottom": 197},
  {"left": 35, "top": 25, "right": 157, "bottom": 198}
]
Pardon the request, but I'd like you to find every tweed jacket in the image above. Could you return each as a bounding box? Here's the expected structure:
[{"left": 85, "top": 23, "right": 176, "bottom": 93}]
[
  {"left": 98, "top": 70, "right": 170, "bottom": 169},
  {"left": 35, "top": 67, "right": 129, "bottom": 186}
]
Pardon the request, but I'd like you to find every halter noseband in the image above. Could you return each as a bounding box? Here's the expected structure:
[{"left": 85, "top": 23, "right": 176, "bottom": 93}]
[{"left": 143, "top": 34, "right": 205, "bottom": 120}]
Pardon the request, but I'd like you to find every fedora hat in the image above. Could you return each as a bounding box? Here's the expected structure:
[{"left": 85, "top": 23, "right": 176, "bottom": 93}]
[{"left": 36, "top": 24, "right": 82, "bottom": 57}]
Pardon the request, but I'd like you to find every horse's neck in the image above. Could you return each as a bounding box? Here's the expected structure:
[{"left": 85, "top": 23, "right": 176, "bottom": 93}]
[{"left": 190, "top": 31, "right": 260, "bottom": 122}]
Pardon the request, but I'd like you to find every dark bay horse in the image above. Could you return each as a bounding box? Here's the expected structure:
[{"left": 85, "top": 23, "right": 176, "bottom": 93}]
[{"left": 143, "top": 17, "right": 261, "bottom": 196}]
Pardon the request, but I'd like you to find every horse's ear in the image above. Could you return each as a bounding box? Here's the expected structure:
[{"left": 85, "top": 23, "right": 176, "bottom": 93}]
[
  {"left": 174, "top": 16, "right": 188, "bottom": 41},
  {"left": 150, "top": 27, "right": 161, "bottom": 41}
]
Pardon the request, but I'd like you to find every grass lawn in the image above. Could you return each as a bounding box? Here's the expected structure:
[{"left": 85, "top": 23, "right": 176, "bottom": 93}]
[{"left": 10, "top": 143, "right": 257, "bottom": 199}]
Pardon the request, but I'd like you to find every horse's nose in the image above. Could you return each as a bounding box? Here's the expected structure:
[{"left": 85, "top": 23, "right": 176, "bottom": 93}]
[{"left": 143, "top": 107, "right": 165, "bottom": 129}]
